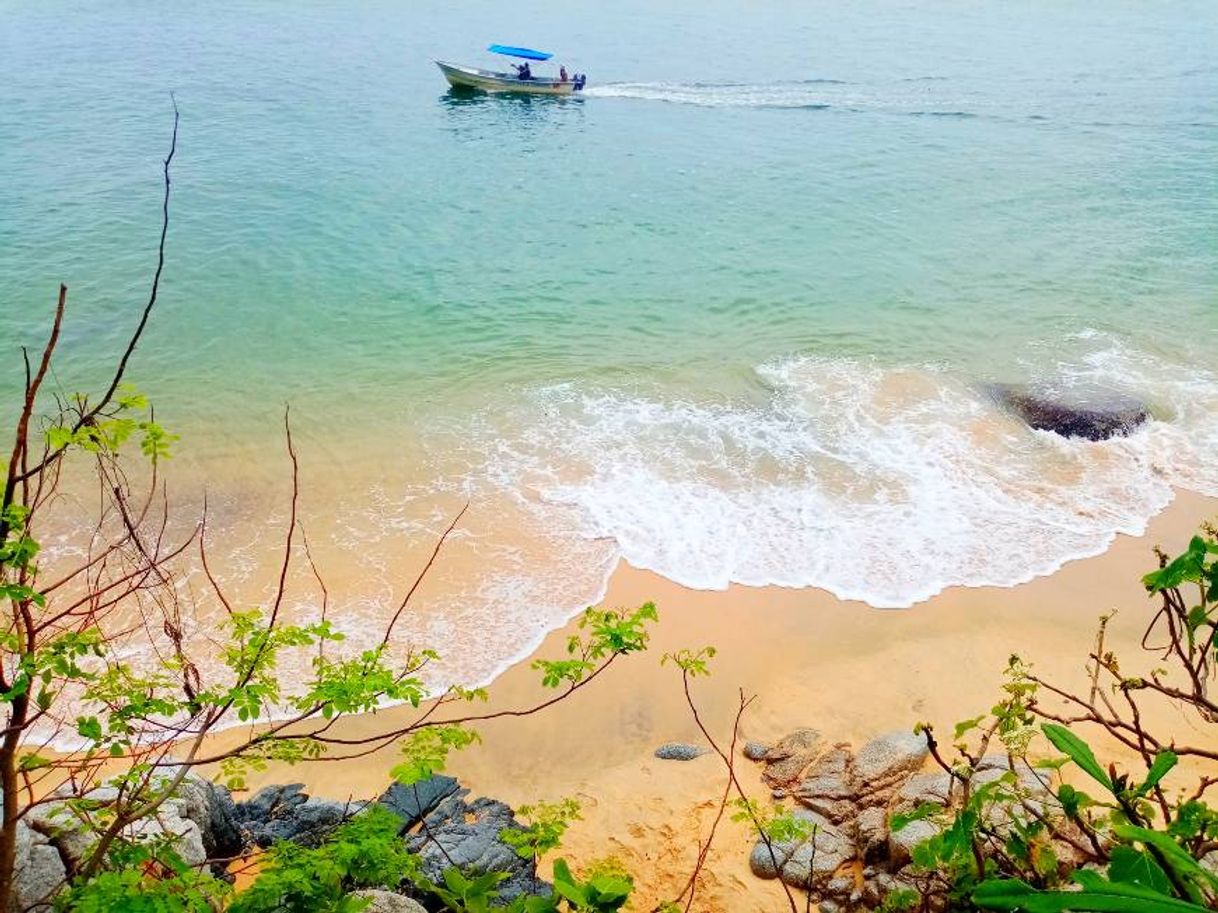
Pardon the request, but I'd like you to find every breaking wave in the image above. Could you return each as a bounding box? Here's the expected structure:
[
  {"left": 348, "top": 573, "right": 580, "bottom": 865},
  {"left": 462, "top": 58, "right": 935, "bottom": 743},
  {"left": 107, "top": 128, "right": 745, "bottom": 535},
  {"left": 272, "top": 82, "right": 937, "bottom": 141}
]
[{"left": 455, "top": 335, "right": 1218, "bottom": 609}]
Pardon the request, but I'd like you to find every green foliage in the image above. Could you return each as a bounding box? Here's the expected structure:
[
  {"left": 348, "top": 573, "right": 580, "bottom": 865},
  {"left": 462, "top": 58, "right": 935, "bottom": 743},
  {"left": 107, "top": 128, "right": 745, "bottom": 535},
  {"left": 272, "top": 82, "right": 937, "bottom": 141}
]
[
  {"left": 44, "top": 385, "right": 178, "bottom": 463},
  {"left": 579, "top": 602, "right": 657, "bottom": 658},
  {"left": 660, "top": 646, "right": 717, "bottom": 678},
  {"left": 58, "top": 841, "right": 229, "bottom": 913},
  {"left": 730, "top": 798, "right": 814, "bottom": 845},
  {"left": 299, "top": 644, "right": 429, "bottom": 717},
  {"left": 1108, "top": 845, "right": 1172, "bottom": 894},
  {"left": 973, "top": 870, "right": 1214, "bottom": 912},
  {"left": 391, "top": 724, "right": 481, "bottom": 786},
  {"left": 430, "top": 868, "right": 510, "bottom": 913},
  {"left": 1143, "top": 534, "right": 1218, "bottom": 598},
  {"left": 876, "top": 888, "right": 919, "bottom": 912},
  {"left": 1041, "top": 723, "right": 1113, "bottom": 792},
  {"left": 549, "top": 858, "right": 631, "bottom": 912},
  {"left": 501, "top": 798, "right": 583, "bottom": 862},
  {"left": 229, "top": 807, "right": 420, "bottom": 913},
  {"left": 889, "top": 526, "right": 1218, "bottom": 913},
  {"left": 534, "top": 603, "right": 659, "bottom": 688}
]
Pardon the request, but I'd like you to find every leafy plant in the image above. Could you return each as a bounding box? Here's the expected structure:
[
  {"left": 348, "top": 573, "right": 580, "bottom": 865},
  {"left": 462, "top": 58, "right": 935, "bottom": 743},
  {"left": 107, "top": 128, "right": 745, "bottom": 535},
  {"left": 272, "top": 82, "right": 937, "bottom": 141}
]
[
  {"left": 228, "top": 807, "right": 421, "bottom": 913},
  {"left": 56, "top": 841, "right": 228, "bottom": 913},
  {"left": 894, "top": 524, "right": 1218, "bottom": 912},
  {"left": 1, "top": 108, "right": 661, "bottom": 913}
]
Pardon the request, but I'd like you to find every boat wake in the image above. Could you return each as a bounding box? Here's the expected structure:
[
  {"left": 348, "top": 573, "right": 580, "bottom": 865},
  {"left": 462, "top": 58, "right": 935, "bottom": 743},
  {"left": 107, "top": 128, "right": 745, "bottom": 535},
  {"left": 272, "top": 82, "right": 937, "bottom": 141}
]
[
  {"left": 584, "top": 80, "right": 842, "bottom": 109},
  {"left": 583, "top": 78, "right": 994, "bottom": 118}
]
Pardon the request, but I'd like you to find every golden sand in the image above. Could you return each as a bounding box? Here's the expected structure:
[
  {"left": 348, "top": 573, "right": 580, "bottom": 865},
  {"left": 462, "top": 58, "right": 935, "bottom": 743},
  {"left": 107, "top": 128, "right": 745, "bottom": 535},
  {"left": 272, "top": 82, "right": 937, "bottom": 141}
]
[{"left": 222, "top": 491, "right": 1218, "bottom": 911}]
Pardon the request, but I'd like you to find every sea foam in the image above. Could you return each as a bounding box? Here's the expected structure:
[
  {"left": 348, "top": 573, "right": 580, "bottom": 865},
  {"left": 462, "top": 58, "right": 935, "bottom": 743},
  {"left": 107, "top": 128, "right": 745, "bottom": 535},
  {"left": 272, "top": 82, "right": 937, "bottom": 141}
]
[{"left": 463, "top": 339, "right": 1218, "bottom": 609}]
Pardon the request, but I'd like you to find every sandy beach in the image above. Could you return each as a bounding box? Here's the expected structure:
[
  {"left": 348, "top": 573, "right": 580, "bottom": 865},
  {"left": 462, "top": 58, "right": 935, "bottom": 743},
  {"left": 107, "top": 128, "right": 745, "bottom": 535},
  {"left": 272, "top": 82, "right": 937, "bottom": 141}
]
[{"left": 214, "top": 490, "right": 1218, "bottom": 910}]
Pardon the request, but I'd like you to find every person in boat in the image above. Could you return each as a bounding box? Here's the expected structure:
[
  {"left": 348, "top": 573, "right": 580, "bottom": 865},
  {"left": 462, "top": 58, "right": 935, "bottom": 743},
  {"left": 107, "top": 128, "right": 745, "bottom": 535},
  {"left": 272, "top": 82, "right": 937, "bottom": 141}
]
[
  {"left": 559, "top": 65, "right": 568, "bottom": 83},
  {"left": 513, "top": 62, "right": 532, "bottom": 80}
]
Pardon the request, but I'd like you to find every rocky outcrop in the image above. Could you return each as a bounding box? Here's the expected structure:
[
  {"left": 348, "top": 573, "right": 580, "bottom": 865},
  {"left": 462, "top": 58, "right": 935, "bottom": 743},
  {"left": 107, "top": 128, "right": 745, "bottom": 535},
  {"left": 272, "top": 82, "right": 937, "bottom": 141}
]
[
  {"left": 760, "top": 728, "right": 823, "bottom": 788},
  {"left": 749, "top": 810, "right": 854, "bottom": 889},
  {"left": 10, "top": 821, "right": 66, "bottom": 913},
  {"left": 173, "top": 772, "right": 243, "bottom": 861},
  {"left": 10, "top": 771, "right": 243, "bottom": 909},
  {"left": 405, "top": 789, "right": 549, "bottom": 903},
  {"left": 25, "top": 773, "right": 233, "bottom": 874},
  {"left": 745, "top": 728, "right": 1057, "bottom": 911},
  {"left": 10, "top": 772, "right": 544, "bottom": 910},
  {"left": 990, "top": 384, "right": 1149, "bottom": 441},
  {"left": 235, "top": 783, "right": 365, "bottom": 849},
  {"left": 377, "top": 775, "right": 462, "bottom": 832}
]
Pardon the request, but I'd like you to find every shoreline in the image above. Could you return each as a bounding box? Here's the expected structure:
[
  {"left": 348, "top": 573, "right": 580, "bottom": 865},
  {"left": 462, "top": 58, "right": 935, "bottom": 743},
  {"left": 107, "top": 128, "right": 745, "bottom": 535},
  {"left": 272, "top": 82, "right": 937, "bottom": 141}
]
[{"left": 223, "top": 489, "right": 1218, "bottom": 910}]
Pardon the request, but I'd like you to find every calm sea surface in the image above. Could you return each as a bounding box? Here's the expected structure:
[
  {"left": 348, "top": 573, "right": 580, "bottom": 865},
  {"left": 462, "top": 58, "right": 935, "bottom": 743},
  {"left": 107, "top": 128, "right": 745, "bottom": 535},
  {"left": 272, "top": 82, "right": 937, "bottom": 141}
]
[{"left": 2, "top": 1, "right": 1217, "bottom": 686}]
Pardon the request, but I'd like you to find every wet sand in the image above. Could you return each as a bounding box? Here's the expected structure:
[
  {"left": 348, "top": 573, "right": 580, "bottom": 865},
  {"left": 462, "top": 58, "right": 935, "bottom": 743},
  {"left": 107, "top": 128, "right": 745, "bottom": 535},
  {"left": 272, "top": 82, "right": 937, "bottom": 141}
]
[{"left": 224, "top": 490, "right": 1218, "bottom": 911}]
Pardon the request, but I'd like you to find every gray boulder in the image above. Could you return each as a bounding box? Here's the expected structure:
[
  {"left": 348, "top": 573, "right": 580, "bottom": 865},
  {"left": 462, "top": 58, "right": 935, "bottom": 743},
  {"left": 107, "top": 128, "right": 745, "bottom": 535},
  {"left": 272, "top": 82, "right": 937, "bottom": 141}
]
[
  {"left": 653, "top": 743, "right": 708, "bottom": 761},
  {"left": 377, "top": 776, "right": 462, "bottom": 832},
  {"left": 888, "top": 817, "right": 941, "bottom": 867},
  {"left": 854, "top": 731, "right": 929, "bottom": 807},
  {"left": 749, "top": 810, "right": 853, "bottom": 890},
  {"left": 236, "top": 783, "right": 306, "bottom": 823},
  {"left": 855, "top": 806, "right": 889, "bottom": 862},
  {"left": 743, "top": 741, "right": 770, "bottom": 762},
  {"left": 891, "top": 771, "right": 953, "bottom": 816},
  {"left": 348, "top": 890, "right": 428, "bottom": 913},
  {"left": 236, "top": 784, "right": 364, "bottom": 848},
  {"left": 10, "top": 821, "right": 66, "bottom": 913},
  {"left": 408, "top": 791, "right": 548, "bottom": 903},
  {"left": 26, "top": 784, "right": 210, "bottom": 872},
  {"left": 991, "top": 384, "right": 1149, "bottom": 441},
  {"left": 1201, "top": 851, "right": 1218, "bottom": 877},
  {"left": 761, "top": 729, "right": 823, "bottom": 787},
  {"left": 172, "top": 773, "right": 243, "bottom": 861},
  {"left": 792, "top": 745, "right": 854, "bottom": 823}
]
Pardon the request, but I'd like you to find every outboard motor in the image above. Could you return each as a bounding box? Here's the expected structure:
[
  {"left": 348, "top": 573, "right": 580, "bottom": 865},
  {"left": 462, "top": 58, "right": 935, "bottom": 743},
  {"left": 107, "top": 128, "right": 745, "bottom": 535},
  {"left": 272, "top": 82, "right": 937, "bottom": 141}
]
[{"left": 574, "top": 73, "right": 586, "bottom": 91}]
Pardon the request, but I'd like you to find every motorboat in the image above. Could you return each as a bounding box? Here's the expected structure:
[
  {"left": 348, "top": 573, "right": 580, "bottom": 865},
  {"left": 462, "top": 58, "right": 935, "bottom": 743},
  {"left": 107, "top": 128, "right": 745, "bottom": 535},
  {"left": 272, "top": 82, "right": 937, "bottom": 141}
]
[{"left": 436, "top": 44, "right": 586, "bottom": 96}]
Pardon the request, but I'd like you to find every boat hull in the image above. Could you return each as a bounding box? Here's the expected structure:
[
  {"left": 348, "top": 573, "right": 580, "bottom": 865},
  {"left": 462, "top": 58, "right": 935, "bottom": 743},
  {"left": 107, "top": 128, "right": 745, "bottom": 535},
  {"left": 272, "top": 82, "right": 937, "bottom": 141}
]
[{"left": 436, "top": 61, "right": 578, "bottom": 95}]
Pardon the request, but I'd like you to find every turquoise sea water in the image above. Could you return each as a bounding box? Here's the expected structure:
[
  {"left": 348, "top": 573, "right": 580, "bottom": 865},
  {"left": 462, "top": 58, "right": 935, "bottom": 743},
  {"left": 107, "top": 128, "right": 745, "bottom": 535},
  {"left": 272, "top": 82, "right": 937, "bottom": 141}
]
[{"left": 3, "top": 1, "right": 1217, "bottom": 686}]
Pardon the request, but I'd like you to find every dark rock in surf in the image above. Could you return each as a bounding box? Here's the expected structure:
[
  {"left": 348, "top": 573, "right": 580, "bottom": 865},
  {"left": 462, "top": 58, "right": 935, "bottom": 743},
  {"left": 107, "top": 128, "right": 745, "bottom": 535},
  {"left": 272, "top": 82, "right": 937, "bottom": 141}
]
[{"left": 990, "top": 384, "right": 1149, "bottom": 441}]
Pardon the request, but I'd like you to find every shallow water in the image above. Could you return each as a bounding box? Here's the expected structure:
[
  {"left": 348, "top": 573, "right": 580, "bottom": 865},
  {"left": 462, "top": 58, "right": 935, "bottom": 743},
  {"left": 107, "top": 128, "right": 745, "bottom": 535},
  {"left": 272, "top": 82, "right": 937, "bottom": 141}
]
[{"left": 2, "top": 0, "right": 1217, "bottom": 690}]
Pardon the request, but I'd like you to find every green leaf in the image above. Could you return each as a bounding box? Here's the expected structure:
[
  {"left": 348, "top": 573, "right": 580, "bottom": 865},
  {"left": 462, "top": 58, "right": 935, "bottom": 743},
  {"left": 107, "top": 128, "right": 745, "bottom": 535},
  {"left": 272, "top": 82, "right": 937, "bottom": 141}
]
[
  {"left": 1041, "top": 723, "right": 1113, "bottom": 792},
  {"left": 76, "top": 716, "right": 103, "bottom": 742},
  {"left": 954, "top": 714, "right": 986, "bottom": 740},
  {"left": 17, "top": 753, "right": 51, "bottom": 772},
  {"left": 1112, "top": 824, "right": 1218, "bottom": 897},
  {"left": 890, "top": 801, "right": 941, "bottom": 833},
  {"left": 1108, "top": 846, "right": 1172, "bottom": 895},
  {"left": 1136, "top": 751, "right": 1178, "bottom": 798},
  {"left": 973, "top": 876, "right": 1212, "bottom": 912}
]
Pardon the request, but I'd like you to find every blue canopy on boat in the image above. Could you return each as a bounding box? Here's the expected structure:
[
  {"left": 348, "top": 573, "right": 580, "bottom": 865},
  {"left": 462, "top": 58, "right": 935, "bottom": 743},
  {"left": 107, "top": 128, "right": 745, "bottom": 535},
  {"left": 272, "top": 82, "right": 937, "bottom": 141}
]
[{"left": 488, "top": 44, "right": 553, "bottom": 61}]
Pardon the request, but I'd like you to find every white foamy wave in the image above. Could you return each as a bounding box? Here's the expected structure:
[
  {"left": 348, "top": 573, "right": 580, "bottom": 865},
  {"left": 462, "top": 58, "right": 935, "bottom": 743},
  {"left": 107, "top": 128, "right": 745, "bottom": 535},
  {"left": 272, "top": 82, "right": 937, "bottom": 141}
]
[{"left": 467, "top": 346, "right": 1218, "bottom": 608}]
